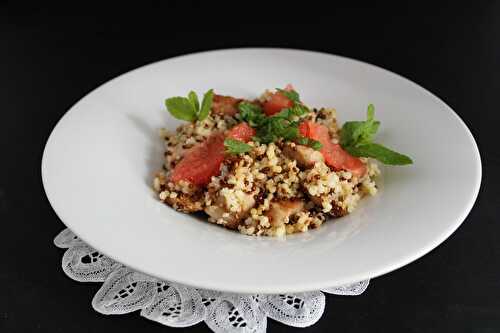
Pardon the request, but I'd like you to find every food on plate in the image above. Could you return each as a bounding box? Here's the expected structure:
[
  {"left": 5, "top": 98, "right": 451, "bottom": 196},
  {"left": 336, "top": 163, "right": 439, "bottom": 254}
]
[{"left": 153, "top": 86, "right": 412, "bottom": 236}]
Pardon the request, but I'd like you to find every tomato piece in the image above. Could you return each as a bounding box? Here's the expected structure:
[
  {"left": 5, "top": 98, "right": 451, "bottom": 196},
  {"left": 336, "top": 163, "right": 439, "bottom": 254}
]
[
  {"left": 263, "top": 92, "right": 294, "bottom": 116},
  {"left": 299, "top": 121, "right": 366, "bottom": 177},
  {"left": 327, "top": 144, "right": 367, "bottom": 178},
  {"left": 211, "top": 94, "right": 241, "bottom": 116},
  {"left": 170, "top": 133, "right": 225, "bottom": 186},
  {"left": 227, "top": 122, "right": 256, "bottom": 142},
  {"left": 298, "top": 121, "right": 311, "bottom": 137},
  {"left": 170, "top": 123, "right": 255, "bottom": 186}
]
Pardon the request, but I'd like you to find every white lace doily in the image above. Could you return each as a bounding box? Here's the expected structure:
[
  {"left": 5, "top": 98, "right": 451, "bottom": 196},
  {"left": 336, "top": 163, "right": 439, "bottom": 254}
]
[{"left": 54, "top": 228, "right": 370, "bottom": 332}]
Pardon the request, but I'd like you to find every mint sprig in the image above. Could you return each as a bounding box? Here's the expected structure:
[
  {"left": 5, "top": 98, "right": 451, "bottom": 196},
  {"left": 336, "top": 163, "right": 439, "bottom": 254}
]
[
  {"left": 224, "top": 138, "right": 252, "bottom": 154},
  {"left": 340, "top": 105, "right": 413, "bottom": 165},
  {"left": 165, "top": 89, "right": 214, "bottom": 122}
]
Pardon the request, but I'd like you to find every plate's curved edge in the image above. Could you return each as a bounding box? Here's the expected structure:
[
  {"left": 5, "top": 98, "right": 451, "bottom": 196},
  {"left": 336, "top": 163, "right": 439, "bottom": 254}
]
[{"left": 42, "top": 48, "right": 483, "bottom": 294}]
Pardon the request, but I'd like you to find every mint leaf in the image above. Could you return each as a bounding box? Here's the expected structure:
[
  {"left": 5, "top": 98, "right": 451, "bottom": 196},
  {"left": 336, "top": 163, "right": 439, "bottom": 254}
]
[
  {"left": 309, "top": 139, "right": 323, "bottom": 150},
  {"left": 238, "top": 102, "right": 262, "bottom": 114},
  {"left": 340, "top": 105, "right": 380, "bottom": 147},
  {"left": 255, "top": 121, "right": 278, "bottom": 143},
  {"left": 188, "top": 91, "right": 199, "bottom": 113},
  {"left": 280, "top": 125, "right": 299, "bottom": 140},
  {"left": 267, "top": 117, "right": 300, "bottom": 142},
  {"left": 354, "top": 104, "right": 379, "bottom": 144},
  {"left": 296, "top": 136, "right": 322, "bottom": 150},
  {"left": 292, "top": 103, "right": 309, "bottom": 116},
  {"left": 346, "top": 143, "right": 413, "bottom": 165},
  {"left": 367, "top": 103, "right": 375, "bottom": 120},
  {"left": 238, "top": 102, "right": 266, "bottom": 127},
  {"left": 198, "top": 89, "right": 214, "bottom": 121},
  {"left": 165, "top": 89, "right": 214, "bottom": 122},
  {"left": 274, "top": 108, "right": 293, "bottom": 119},
  {"left": 224, "top": 138, "right": 252, "bottom": 154},
  {"left": 276, "top": 88, "right": 300, "bottom": 102},
  {"left": 339, "top": 121, "right": 361, "bottom": 147},
  {"left": 165, "top": 97, "right": 197, "bottom": 122},
  {"left": 276, "top": 105, "right": 309, "bottom": 120},
  {"left": 297, "top": 137, "right": 309, "bottom": 145},
  {"left": 275, "top": 89, "right": 309, "bottom": 117}
]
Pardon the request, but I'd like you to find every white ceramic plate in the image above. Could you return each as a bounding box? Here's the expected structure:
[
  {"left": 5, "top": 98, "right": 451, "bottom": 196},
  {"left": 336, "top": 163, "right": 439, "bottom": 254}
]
[{"left": 42, "top": 49, "right": 481, "bottom": 293}]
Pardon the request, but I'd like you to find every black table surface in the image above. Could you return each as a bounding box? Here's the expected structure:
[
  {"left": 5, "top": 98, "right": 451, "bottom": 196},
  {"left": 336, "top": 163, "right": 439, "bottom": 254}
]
[{"left": 2, "top": 4, "right": 499, "bottom": 333}]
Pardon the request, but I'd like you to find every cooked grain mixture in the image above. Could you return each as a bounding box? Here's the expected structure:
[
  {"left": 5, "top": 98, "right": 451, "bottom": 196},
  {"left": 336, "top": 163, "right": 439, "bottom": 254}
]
[{"left": 153, "top": 86, "right": 410, "bottom": 236}]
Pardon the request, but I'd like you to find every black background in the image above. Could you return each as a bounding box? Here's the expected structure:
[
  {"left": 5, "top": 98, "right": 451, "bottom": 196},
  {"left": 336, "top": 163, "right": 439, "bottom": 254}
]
[{"left": 1, "top": 3, "right": 499, "bottom": 332}]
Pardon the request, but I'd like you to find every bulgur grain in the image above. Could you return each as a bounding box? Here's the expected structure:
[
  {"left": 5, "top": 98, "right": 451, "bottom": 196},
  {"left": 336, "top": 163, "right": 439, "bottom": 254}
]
[{"left": 153, "top": 97, "right": 379, "bottom": 236}]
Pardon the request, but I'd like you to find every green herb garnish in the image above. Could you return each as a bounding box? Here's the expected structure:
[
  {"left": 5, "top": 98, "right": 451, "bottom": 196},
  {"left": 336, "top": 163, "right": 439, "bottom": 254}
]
[
  {"left": 296, "top": 137, "right": 309, "bottom": 145},
  {"left": 237, "top": 102, "right": 267, "bottom": 127},
  {"left": 198, "top": 89, "right": 214, "bottom": 121},
  {"left": 188, "top": 91, "right": 199, "bottom": 112},
  {"left": 344, "top": 143, "right": 412, "bottom": 165},
  {"left": 224, "top": 138, "right": 252, "bottom": 154},
  {"left": 309, "top": 139, "right": 323, "bottom": 150},
  {"left": 296, "top": 136, "right": 322, "bottom": 150},
  {"left": 165, "top": 89, "right": 214, "bottom": 122},
  {"left": 340, "top": 105, "right": 413, "bottom": 165},
  {"left": 239, "top": 103, "right": 303, "bottom": 144},
  {"left": 236, "top": 89, "right": 319, "bottom": 149},
  {"left": 276, "top": 88, "right": 300, "bottom": 102}
]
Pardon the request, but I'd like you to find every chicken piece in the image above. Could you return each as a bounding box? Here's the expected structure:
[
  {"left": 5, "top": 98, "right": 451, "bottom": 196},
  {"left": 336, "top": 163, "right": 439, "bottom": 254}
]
[
  {"left": 266, "top": 200, "right": 305, "bottom": 228},
  {"left": 283, "top": 143, "right": 324, "bottom": 168},
  {"left": 205, "top": 190, "right": 256, "bottom": 229},
  {"left": 211, "top": 94, "right": 242, "bottom": 116}
]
